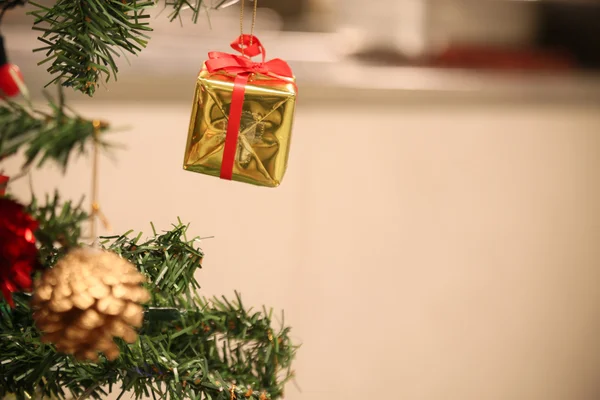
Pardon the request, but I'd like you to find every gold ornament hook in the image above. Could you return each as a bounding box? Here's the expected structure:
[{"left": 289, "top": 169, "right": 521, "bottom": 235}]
[{"left": 239, "top": 0, "right": 258, "bottom": 55}]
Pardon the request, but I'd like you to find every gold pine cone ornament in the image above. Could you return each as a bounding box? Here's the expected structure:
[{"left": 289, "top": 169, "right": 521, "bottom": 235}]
[{"left": 32, "top": 248, "right": 150, "bottom": 361}]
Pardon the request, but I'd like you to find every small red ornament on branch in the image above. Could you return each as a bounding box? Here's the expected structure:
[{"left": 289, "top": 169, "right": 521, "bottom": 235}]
[
  {"left": 0, "top": 35, "right": 25, "bottom": 98},
  {"left": 0, "top": 198, "right": 39, "bottom": 307}
]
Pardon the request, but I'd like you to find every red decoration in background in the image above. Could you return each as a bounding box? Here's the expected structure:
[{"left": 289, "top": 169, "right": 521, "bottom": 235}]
[
  {"left": 0, "top": 175, "right": 8, "bottom": 195},
  {"left": 0, "top": 63, "right": 24, "bottom": 97},
  {"left": 0, "top": 35, "right": 24, "bottom": 98},
  {"left": 0, "top": 198, "right": 39, "bottom": 307},
  {"left": 432, "top": 46, "right": 575, "bottom": 71}
]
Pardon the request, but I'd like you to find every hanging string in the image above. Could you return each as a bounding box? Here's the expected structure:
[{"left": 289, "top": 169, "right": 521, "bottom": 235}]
[
  {"left": 89, "top": 120, "right": 111, "bottom": 242},
  {"left": 238, "top": 0, "right": 258, "bottom": 56}
]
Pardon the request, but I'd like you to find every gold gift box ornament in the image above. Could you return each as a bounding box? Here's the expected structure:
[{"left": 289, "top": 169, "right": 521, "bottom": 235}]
[{"left": 183, "top": 35, "right": 297, "bottom": 187}]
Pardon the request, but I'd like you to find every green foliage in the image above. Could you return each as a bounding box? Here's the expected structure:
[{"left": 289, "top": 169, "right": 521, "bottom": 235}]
[
  {"left": 0, "top": 100, "right": 43, "bottom": 160},
  {"left": 0, "top": 90, "right": 110, "bottom": 171},
  {"left": 104, "top": 223, "right": 204, "bottom": 300},
  {"left": 28, "top": 0, "right": 154, "bottom": 96},
  {"left": 27, "top": 192, "right": 90, "bottom": 265},
  {"left": 0, "top": 223, "right": 297, "bottom": 400},
  {"left": 24, "top": 0, "right": 232, "bottom": 95},
  {"left": 165, "top": 0, "right": 204, "bottom": 22}
]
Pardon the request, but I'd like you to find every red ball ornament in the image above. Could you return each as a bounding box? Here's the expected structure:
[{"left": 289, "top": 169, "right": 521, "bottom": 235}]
[
  {"left": 0, "top": 35, "right": 24, "bottom": 98},
  {"left": 0, "top": 63, "right": 24, "bottom": 97},
  {"left": 0, "top": 198, "right": 39, "bottom": 307}
]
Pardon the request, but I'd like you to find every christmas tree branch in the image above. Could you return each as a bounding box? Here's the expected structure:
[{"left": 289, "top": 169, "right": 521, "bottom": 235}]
[
  {"left": 164, "top": 0, "right": 204, "bottom": 23},
  {"left": 0, "top": 222, "right": 297, "bottom": 400},
  {"left": 1, "top": 292, "right": 296, "bottom": 400},
  {"left": 103, "top": 221, "right": 204, "bottom": 300},
  {"left": 0, "top": 88, "right": 110, "bottom": 171},
  {"left": 27, "top": 191, "right": 90, "bottom": 265},
  {"left": 25, "top": 0, "right": 231, "bottom": 95},
  {"left": 28, "top": 0, "right": 154, "bottom": 96}
]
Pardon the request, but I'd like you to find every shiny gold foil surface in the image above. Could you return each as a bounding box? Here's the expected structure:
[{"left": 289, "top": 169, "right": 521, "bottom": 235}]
[{"left": 183, "top": 65, "right": 297, "bottom": 187}]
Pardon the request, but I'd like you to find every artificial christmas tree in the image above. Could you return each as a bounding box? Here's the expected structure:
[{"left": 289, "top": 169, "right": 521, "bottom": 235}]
[{"left": 0, "top": 1, "right": 296, "bottom": 399}]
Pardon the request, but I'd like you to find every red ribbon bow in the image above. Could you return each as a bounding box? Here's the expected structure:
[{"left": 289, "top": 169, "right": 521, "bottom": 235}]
[
  {"left": 206, "top": 35, "right": 293, "bottom": 80},
  {"left": 204, "top": 35, "right": 294, "bottom": 181}
]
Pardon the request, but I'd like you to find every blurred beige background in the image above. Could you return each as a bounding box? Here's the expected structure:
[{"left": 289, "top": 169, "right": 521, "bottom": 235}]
[
  {"left": 5, "top": 95, "right": 600, "bottom": 400},
  {"left": 3, "top": 2, "right": 600, "bottom": 400}
]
